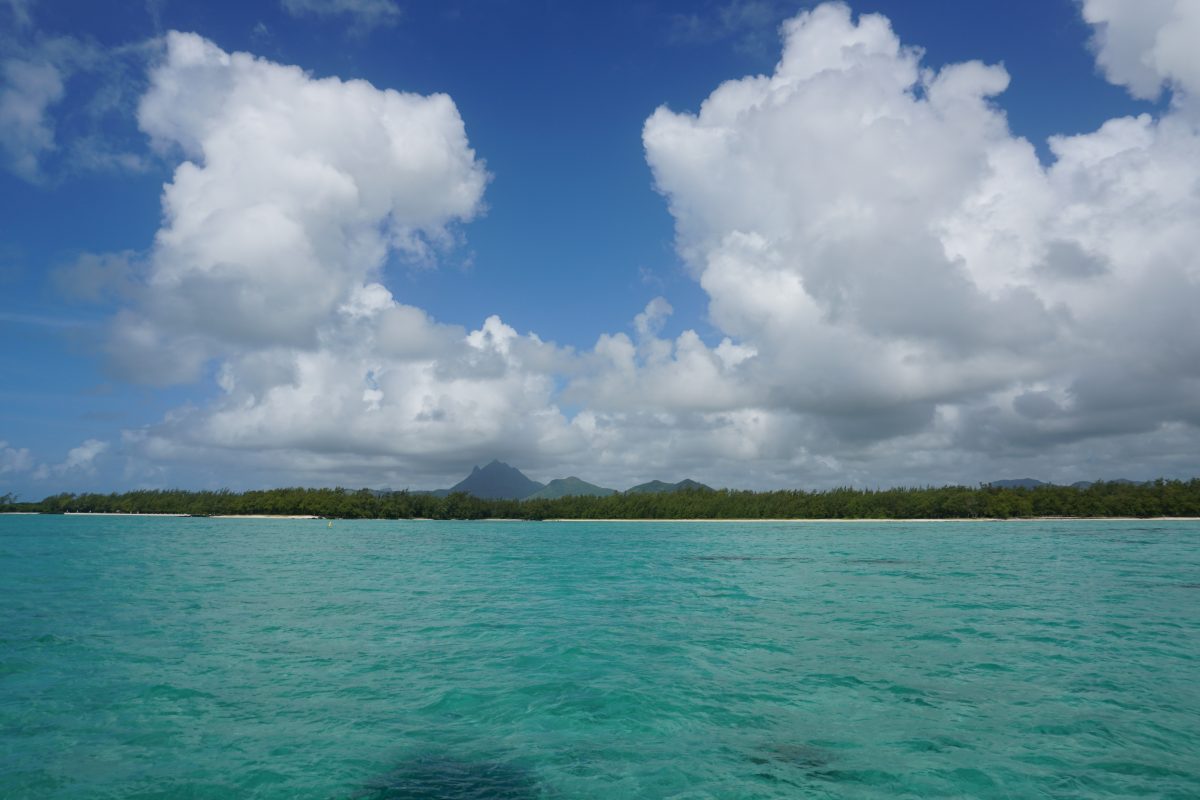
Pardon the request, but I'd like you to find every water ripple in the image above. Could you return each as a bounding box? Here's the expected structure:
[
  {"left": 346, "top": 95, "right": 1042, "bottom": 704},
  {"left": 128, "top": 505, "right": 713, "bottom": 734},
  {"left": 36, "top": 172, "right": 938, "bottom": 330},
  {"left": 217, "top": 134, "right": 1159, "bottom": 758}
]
[{"left": 1, "top": 516, "right": 1198, "bottom": 798}]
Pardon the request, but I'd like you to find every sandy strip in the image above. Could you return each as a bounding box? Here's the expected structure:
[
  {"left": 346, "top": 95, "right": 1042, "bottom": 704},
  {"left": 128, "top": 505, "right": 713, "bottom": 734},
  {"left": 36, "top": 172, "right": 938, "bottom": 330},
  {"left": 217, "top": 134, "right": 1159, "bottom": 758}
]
[
  {"left": 58, "top": 512, "right": 319, "bottom": 519},
  {"left": 64, "top": 511, "right": 189, "bottom": 517},
  {"left": 209, "top": 514, "right": 320, "bottom": 519}
]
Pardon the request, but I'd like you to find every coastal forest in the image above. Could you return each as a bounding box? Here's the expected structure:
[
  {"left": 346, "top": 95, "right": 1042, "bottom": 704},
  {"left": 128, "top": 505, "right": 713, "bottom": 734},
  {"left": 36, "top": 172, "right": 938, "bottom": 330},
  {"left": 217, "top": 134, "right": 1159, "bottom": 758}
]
[{"left": 4, "top": 479, "right": 1200, "bottom": 519}]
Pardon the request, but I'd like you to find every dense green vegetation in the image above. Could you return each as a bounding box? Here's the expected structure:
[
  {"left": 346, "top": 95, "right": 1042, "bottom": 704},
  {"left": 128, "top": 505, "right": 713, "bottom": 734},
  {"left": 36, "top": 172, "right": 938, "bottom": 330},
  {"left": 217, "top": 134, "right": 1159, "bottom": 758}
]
[{"left": 3, "top": 479, "right": 1200, "bottom": 519}]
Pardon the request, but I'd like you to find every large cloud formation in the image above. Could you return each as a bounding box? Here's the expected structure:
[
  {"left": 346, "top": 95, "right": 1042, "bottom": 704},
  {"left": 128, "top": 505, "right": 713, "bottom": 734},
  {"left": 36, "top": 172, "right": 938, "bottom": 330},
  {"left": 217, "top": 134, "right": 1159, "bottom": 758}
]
[
  {"left": 119, "top": 31, "right": 488, "bottom": 380},
  {"left": 635, "top": 1, "right": 1200, "bottom": 485},
  {"left": 119, "top": 32, "right": 583, "bottom": 488},
  {"left": 113, "top": 5, "right": 1200, "bottom": 490}
]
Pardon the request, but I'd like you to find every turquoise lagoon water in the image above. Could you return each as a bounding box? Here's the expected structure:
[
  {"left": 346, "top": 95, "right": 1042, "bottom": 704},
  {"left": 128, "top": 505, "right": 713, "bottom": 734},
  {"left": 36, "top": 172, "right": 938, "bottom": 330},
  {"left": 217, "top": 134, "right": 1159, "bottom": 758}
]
[{"left": 1, "top": 516, "right": 1199, "bottom": 799}]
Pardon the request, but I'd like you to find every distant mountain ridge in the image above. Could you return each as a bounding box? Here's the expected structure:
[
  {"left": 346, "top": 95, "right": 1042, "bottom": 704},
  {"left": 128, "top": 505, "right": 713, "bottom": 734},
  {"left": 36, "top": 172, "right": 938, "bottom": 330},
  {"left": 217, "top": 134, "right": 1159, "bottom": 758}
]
[
  {"left": 626, "top": 478, "right": 713, "bottom": 494},
  {"left": 418, "top": 466, "right": 1150, "bottom": 501},
  {"left": 526, "top": 477, "right": 617, "bottom": 499},
  {"left": 423, "top": 462, "right": 715, "bottom": 500},
  {"left": 988, "top": 478, "right": 1149, "bottom": 489}
]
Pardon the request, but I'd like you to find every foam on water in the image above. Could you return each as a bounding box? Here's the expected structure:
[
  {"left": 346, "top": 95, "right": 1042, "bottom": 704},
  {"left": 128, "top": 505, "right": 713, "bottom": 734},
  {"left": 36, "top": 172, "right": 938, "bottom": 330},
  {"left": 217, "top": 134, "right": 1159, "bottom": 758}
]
[{"left": 1, "top": 516, "right": 1198, "bottom": 798}]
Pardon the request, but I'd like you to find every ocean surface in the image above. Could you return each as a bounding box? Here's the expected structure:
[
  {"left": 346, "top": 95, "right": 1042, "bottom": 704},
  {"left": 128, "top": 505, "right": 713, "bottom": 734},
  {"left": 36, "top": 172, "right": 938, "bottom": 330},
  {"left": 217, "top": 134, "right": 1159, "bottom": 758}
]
[{"left": 1, "top": 516, "right": 1199, "bottom": 799}]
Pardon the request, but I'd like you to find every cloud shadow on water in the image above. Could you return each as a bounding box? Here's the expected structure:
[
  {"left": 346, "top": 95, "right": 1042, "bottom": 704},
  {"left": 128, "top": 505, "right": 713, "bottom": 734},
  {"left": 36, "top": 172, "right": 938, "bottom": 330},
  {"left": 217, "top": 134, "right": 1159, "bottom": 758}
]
[{"left": 355, "top": 753, "right": 544, "bottom": 800}]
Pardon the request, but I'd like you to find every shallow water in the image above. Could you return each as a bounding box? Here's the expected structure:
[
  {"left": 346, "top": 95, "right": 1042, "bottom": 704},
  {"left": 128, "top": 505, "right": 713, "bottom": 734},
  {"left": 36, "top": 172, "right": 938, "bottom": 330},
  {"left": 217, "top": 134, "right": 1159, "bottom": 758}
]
[{"left": 2, "top": 516, "right": 1198, "bottom": 798}]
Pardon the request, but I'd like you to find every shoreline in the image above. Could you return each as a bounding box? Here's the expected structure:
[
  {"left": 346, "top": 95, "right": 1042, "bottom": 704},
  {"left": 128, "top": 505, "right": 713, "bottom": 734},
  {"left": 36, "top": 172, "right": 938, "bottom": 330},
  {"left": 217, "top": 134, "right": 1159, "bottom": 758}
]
[
  {"left": 7, "top": 512, "right": 1198, "bottom": 522},
  {"left": 210, "top": 514, "right": 320, "bottom": 519},
  {"left": 64, "top": 511, "right": 189, "bottom": 517},
  {"left": 21, "top": 512, "right": 322, "bottom": 519},
  {"left": 545, "top": 516, "right": 1200, "bottom": 522}
]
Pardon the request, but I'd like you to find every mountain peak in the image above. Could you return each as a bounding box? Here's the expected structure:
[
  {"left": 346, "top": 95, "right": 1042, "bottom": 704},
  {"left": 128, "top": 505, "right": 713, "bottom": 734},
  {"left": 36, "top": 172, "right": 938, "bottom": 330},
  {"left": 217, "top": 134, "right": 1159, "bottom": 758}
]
[{"left": 448, "top": 461, "right": 544, "bottom": 499}]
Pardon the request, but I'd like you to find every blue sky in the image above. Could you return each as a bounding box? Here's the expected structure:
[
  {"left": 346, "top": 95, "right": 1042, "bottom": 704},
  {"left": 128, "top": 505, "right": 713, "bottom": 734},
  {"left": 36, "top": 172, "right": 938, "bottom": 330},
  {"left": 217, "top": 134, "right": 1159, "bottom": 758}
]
[{"left": 2, "top": 0, "right": 1198, "bottom": 496}]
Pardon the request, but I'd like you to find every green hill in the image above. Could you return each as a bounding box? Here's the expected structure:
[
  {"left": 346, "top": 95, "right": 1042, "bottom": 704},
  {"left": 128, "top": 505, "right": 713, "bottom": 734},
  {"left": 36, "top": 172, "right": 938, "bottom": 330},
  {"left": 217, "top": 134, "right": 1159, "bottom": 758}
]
[{"left": 526, "top": 477, "right": 617, "bottom": 499}]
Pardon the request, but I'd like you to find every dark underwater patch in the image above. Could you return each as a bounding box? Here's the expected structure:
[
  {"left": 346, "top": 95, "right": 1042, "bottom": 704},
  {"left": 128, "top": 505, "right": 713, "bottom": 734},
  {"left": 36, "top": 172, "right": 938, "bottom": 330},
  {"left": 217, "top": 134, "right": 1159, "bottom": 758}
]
[
  {"left": 689, "top": 555, "right": 811, "bottom": 562},
  {"left": 356, "top": 754, "right": 542, "bottom": 800},
  {"left": 748, "top": 742, "right": 835, "bottom": 772}
]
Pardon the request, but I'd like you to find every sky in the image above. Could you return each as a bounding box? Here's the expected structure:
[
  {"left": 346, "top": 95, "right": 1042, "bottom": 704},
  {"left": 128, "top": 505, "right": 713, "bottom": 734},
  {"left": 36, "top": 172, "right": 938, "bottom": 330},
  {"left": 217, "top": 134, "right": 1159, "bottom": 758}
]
[{"left": 2, "top": 0, "right": 1199, "bottom": 496}]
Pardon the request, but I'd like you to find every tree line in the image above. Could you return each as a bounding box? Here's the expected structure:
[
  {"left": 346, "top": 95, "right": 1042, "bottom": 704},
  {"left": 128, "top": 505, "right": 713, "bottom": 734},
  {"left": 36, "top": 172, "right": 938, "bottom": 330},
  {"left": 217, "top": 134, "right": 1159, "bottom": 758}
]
[{"left": 3, "top": 479, "right": 1200, "bottom": 519}]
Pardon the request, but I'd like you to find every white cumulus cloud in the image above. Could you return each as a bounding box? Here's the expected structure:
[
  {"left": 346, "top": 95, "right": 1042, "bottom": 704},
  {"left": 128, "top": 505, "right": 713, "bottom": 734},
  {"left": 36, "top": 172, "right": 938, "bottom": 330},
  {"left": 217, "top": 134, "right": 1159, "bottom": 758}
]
[
  {"left": 113, "top": 31, "right": 489, "bottom": 383},
  {"left": 636, "top": 1, "right": 1200, "bottom": 481},
  {"left": 26, "top": 438, "right": 111, "bottom": 482},
  {"left": 1080, "top": 0, "right": 1200, "bottom": 103},
  {"left": 0, "top": 441, "right": 34, "bottom": 475},
  {"left": 61, "top": 439, "right": 109, "bottom": 473},
  {"left": 114, "top": 33, "right": 582, "bottom": 488},
  {"left": 111, "top": 5, "right": 1200, "bottom": 491}
]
